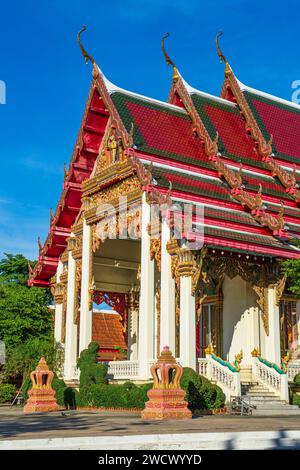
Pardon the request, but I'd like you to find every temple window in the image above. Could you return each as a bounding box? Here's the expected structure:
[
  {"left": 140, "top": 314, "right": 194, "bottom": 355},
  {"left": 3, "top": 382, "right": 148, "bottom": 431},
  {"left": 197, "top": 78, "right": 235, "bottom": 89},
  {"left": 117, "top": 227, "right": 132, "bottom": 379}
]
[{"left": 280, "top": 297, "right": 298, "bottom": 355}]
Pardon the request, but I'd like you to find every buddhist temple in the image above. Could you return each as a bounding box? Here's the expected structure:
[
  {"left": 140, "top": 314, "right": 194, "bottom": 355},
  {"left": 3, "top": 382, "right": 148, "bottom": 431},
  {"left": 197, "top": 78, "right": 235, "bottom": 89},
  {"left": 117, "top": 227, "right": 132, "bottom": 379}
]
[{"left": 28, "top": 29, "right": 300, "bottom": 402}]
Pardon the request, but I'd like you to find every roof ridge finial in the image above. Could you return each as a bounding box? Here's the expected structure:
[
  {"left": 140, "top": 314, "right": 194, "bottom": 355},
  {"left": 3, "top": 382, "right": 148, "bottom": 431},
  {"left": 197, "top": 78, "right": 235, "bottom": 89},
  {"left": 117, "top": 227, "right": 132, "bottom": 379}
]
[
  {"left": 161, "top": 32, "right": 179, "bottom": 82},
  {"left": 215, "top": 31, "right": 232, "bottom": 77},
  {"left": 77, "top": 25, "right": 95, "bottom": 65}
]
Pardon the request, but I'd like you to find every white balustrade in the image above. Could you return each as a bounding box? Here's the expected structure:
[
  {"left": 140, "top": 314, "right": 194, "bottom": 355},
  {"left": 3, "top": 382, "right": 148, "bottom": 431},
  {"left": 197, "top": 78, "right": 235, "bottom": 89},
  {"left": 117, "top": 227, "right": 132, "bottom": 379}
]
[
  {"left": 107, "top": 360, "right": 139, "bottom": 380},
  {"left": 287, "top": 362, "right": 300, "bottom": 382},
  {"left": 198, "top": 358, "right": 209, "bottom": 377},
  {"left": 198, "top": 356, "right": 241, "bottom": 402},
  {"left": 253, "top": 357, "right": 289, "bottom": 402}
]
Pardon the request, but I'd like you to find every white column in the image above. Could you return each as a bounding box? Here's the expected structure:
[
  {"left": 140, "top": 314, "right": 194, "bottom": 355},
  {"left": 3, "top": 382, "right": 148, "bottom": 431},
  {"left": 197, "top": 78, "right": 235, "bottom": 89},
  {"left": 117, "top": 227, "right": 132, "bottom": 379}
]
[
  {"left": 63, "top": 249, "right": 78, "bottom": 380},
  {"left": 128, "top": 306, "right": 138, "bottom": 360},
  {"left": 138, "top": 192, "right": 155, "bottom": 379},
  {"left": 180, "top": 275, "right": 196, "bottom": 370},
  {"left": 79, "top": 219, "right": 92, "bottom": 353},
  {"left": 160, "top": 219, "right": 176, "bottom": 354},
  {"left": 54, "top": 260, "right": 63, "bottom": 343},
  {"left": 265, "top": 286, "right": 281, "bottom": 364}
]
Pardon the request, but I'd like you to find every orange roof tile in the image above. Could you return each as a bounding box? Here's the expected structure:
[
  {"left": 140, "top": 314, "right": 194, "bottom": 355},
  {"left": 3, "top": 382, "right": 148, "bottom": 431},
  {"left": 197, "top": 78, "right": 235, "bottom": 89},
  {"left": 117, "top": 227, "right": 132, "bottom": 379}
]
[{"left": 92, "top": 312, "right": 127, "bottom": 350}]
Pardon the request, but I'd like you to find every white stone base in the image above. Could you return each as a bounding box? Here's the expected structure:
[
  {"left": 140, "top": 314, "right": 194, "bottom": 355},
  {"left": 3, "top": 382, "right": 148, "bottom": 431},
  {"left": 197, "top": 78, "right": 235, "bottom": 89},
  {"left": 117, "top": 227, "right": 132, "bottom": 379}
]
[{"left": 2, "top": 430, "right": 300, "bottom": 450}]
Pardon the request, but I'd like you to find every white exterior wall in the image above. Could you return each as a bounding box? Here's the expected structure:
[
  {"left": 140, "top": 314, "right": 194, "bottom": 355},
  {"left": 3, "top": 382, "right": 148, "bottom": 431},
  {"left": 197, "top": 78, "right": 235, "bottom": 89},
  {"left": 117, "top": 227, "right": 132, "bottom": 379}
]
[{"left": 222, "top": 275, "right": 259, "bottom": 365}]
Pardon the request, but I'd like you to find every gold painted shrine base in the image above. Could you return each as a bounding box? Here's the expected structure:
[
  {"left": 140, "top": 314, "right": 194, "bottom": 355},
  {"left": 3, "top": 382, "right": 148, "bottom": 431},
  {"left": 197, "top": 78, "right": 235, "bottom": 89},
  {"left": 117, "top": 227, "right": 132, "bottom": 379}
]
[
  {"left": 24, "top": 357, "right": 59, "bottom": 413},
  {"left": 24, "top": 388, "right": 59, "bottom": 413},
  {"left": 141, "top": 389, "right": 192, "bottom": 420}
]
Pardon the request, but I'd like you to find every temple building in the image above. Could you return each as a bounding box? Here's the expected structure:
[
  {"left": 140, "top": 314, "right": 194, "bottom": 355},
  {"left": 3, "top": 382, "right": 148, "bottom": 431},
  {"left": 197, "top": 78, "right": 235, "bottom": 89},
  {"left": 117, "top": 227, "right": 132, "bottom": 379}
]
[{"left": 29, "top": 30, "right": 300, "bottom": 402}]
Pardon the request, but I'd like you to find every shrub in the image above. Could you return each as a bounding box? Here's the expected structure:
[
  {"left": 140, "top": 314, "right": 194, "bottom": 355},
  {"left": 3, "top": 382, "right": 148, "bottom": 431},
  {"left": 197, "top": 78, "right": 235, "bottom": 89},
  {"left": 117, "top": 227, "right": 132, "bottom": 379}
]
[
  {"left": 294, "top": 373, "right": 300, "bottom": 386},
  {"left": 180, "top": 367, "right": 225, "bottom": 411},
  {"left": 292, "top": 393, "right": 300, "bottom": 407},
  {"left": 77, "top": 342, "right": 108, "bottom": 388},
  {"left": 76, "top": 342, "right": 151, "bottom": 410},
  {"left": 76, "top": 381, "right": 152, "bottom": 410},
  {"left": 0, "top": 383, "right": 16, "bottom": 404}
]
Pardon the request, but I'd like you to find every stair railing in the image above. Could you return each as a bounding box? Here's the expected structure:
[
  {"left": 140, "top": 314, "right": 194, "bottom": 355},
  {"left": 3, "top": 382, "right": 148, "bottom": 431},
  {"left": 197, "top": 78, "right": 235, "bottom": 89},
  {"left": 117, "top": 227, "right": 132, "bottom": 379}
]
[
  {"left": 198, "top": 353, "right": 241, "bottom": 402},
  {"left": 252, "top": 355, "right": 289, "bottom": 402},
  {"left": 287, "top": 362, "right": 300, "bottom": 382}
]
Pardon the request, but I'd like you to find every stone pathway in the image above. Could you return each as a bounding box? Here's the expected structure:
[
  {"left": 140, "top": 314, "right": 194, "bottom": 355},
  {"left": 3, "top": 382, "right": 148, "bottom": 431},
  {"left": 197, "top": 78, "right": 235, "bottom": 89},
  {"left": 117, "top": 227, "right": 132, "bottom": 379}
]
[{"left": 0, "top": 407, "right": 300, "bottom": 442}]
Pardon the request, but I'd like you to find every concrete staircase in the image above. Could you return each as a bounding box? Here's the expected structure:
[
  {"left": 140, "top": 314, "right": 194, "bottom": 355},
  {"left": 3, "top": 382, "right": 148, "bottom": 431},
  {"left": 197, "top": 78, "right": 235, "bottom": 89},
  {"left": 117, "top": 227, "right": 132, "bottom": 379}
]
[{"left": 240, "top": 366, "right": 300, "bottom": 416}]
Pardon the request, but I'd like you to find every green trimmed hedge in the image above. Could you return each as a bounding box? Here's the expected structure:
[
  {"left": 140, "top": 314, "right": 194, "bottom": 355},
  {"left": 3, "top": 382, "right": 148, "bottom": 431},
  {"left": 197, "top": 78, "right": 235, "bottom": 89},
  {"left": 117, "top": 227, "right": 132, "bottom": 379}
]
[
  {"left": 76, "top": 382, "right": 152, "bottom": 409},
  {"left": 180, "top": 367, "right": 225, "bottom": 411},
  {"left": 0, "top": 383, "right": 16, "bottom": 404}
]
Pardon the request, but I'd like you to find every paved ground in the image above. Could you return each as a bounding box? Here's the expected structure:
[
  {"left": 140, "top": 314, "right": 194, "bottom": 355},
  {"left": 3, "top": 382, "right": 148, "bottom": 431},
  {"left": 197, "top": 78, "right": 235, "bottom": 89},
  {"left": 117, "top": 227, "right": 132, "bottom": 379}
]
[{"left": 0, "top": 407, "right": 300, "bottom": 442}]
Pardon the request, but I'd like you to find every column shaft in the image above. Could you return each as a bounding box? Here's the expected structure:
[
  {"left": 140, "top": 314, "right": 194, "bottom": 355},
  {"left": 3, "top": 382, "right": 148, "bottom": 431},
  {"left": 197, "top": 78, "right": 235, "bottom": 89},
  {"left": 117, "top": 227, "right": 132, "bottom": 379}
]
[
  {"left": 54, "top": 260, "right": 63, "bottom": 343},
  {"left": 265, "top": 287, "right": 281, "bottom": 364},
  {"left": 138, "top": 193, "right": 155, "bottom": 379},
  {"left": 63, "top": 250, "right": 78, "bottom": 380},
  {"left": 79, "top": 220, "right": 92, "bottom": 353},
  {"left": 179, "top": 275, "right": 196, "bottom": 369},
  {"left": 160, "top": 220, "right": 176, "bottom": 353}
]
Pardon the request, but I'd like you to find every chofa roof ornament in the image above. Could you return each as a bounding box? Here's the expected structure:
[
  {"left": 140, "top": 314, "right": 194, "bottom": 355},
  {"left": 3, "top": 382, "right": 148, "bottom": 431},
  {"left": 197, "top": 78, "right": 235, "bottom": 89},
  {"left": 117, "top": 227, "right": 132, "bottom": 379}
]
[
  {"left": 77, "top": 25, "right": 95, "bottom": 65},
  {"left": 161, "top": 32, "right": 179, "bottom": 82},
  {"left": 215, "top": 31, "right": 232, "bottom": 77}
]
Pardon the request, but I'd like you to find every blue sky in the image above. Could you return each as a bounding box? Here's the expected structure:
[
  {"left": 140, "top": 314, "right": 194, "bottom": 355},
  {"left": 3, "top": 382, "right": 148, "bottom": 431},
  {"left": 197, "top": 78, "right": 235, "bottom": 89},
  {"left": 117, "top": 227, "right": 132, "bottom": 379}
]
[{"left": 0, "top": 0, "right": 299, "bottom": 260}]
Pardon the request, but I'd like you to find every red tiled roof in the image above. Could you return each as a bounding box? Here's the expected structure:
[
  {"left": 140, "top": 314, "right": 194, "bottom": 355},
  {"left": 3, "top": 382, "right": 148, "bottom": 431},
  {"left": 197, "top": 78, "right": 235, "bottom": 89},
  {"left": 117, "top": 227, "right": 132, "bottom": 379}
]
[
  {"left": 252, "top": 98, "right": 300, "bottom": 160},
  {"left": 30, "top": 78, "right": 300, "bottom": 288},
  {"left": 111, "top": 92, "right": 212, "bottom": 171},
  {"left": 203, "top": 103, "right": 262, "bottom": 163},
  {"left": 92, "top": 312, "right": 127, "bottom": 350},
  {"left": 243, "top": 90, "right": 300, "bottom": 168},
  {"left": 126, "top": 101, "right": 208, "bottom": 164}
]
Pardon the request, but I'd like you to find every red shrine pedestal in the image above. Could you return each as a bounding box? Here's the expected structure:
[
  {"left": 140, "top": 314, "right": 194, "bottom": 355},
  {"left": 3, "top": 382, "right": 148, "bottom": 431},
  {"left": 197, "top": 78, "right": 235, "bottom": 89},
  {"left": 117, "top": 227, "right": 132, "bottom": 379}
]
[
  {"left": 24, "top": 357, "right": 59, "bottom": 413},
  {"left": 141, "top": 346, "right": 192, "bottom": 420}
]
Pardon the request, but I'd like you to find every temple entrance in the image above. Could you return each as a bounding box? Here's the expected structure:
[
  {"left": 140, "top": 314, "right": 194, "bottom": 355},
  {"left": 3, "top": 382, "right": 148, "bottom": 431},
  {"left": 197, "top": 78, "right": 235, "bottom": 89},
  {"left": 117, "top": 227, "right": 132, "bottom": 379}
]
[
  {"left": 91, "top": 238, "right": 141, "bottom": 361},
  {"left": 92, "top": 292, "right": 128, "bottom": 361},
  {"left": 197, "top": 296, "right": 222, "bottom": 358},
  {"left": 198, "top": 303, "right": 217, "bottom": 357}
]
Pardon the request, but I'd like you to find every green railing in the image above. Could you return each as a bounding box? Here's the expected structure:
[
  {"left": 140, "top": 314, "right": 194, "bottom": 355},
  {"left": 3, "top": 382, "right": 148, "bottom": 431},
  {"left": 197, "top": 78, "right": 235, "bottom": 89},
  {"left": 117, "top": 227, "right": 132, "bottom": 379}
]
[
  {"left": 257, "top": 356, "right": 286, "bottom": 375},
  {"left": 211, "top": 354, "right": 239, "bottom": 373}
]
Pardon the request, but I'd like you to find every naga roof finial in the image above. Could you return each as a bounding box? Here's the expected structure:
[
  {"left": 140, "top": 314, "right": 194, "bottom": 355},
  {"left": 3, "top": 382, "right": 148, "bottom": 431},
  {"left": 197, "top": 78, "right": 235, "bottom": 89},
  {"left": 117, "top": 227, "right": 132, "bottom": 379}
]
[
  {"left": 161, "top": 32, "right": 179, "bottom": 82},
  {"left": 215, "top": 31, "right": 232, "bottom": 77},
  {"left": 77, "top": 25, "right": 95, "bottom": 65}
]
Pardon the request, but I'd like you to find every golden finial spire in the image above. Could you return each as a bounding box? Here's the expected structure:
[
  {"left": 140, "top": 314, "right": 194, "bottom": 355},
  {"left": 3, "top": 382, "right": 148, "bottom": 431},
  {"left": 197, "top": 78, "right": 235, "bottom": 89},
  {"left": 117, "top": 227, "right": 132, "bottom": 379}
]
[
  {"left": 77, "top": 25, "right": 95, "bottom": 65},
  {"left": 161, "top": 32, "right": 179, "bottom": 82},
  {"left": 215, "top": 31, "right": 232, "bottom": 77}
]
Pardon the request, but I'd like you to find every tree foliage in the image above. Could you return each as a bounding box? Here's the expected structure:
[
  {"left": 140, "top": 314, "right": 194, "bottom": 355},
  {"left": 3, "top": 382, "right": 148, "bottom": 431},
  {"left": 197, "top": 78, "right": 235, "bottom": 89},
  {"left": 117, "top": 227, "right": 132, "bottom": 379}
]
[
  {"left": 281, "top": 258, "right": 300, "bottom": 295},
  {"left": 3, "top": 337, "right": 63, "bottom": 382},
  {"left": 0, "top": 253, "right": 52, "bottom": 351},
  {"left": 280, "top": 238, "right": 300, "bottom": 295}
]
